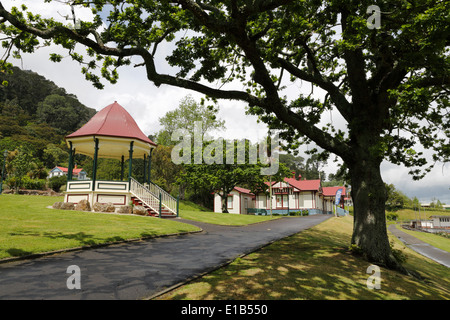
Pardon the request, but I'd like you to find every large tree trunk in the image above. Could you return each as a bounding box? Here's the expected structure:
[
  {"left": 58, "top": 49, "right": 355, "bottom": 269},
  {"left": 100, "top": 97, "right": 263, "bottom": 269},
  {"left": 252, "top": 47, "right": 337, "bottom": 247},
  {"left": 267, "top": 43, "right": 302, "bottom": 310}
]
[
  {"left": 220, "top": 193, "right": 229, "bottom": 213},
  {"left": 349, "top": 155, "right": 407, "bottom": 273}
]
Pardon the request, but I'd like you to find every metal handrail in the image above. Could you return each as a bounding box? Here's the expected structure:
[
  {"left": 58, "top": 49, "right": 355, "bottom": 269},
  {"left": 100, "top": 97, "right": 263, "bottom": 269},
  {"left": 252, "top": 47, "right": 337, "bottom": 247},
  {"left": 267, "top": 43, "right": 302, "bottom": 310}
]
[
  {"left": 146, "top": 180, "right": 177, "bottom": 215},
  {"left": 129, "top": 178, "right": 177, "bottom": 215},
  {"left": 129, "top": 178, "right": 160, "bottom": 214}
]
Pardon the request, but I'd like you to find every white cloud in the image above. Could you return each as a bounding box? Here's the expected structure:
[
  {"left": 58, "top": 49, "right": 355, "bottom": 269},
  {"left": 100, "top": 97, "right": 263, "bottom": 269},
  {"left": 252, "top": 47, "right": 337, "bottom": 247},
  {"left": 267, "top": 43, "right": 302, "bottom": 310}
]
[{"left": 382, "top": 161, "right": 450, "bottom": 204}]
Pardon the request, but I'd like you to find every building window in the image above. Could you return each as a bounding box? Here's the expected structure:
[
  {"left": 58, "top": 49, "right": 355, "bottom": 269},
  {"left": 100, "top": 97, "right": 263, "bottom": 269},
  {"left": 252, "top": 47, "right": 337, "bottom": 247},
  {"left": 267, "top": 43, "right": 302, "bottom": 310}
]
[
  {"left": 227, "top": 196, "right": 233, "bottom": 209},
  {"left": 276, "top": 195, "right": 288, "bottom": 208}
]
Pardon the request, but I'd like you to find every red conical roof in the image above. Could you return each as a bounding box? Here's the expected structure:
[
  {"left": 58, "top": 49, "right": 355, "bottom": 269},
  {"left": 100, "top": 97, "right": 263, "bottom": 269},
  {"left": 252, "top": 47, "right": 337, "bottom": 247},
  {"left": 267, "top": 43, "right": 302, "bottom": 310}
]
[{"left": 66, "top": 101, "right": 156, "bottom": 146}]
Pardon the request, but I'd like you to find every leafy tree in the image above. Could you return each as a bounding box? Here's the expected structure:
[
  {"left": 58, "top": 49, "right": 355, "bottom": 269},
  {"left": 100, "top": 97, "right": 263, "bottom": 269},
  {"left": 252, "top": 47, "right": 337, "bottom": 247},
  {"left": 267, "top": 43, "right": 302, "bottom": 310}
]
[
  {"left": 42, "top": 143, "right": 68, "bottom": 168},
  {"left": 385, "top": 183, "right": 411, "bottom": 211},
  {"left": 28, "top": 159, "right": 48, "bottom": 180},
  {"left": 150, "top": 145, "right": 181, "bottom": 195},
  {"left": 430, "top": 197, "right": 444, "bottom": 209},
  {"left": 156, "top": 95, "right": 225, "bottom": 146},
  {"left": 180, "top": 138, "right": 291, "bottom": 212},
  {"left": 7, "top": 148, "right": 32, "bottom": 192},
  {"left": 156, "top": 95, "right": 226, "bottom": 199},
  {"left": 411, "top": 196, "right": 420, "bottom": 209},
  {"left": 303, "top": 153, "right": 327, "bottom": 181},
  {"left": 279, "top": 153, "right": 304, "bottom": 179},
  {"left": 1, "top": 1, "right": 448, "bottom": 272}
]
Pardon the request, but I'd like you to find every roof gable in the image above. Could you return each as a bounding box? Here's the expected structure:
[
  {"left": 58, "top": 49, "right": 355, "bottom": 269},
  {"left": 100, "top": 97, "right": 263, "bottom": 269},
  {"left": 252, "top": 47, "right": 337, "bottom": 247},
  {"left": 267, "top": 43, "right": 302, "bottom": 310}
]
[
  {"left": 233, "top": 187, "right": 254, "bottom": 195},
  {"left": 52, "top": 166, "right": 85, "bottom": 175},
  {"left": 322, "top": 186, "right": 346, "bottom": 196},
  {"left": 66, "top": 101, "right": 156, "bottom": 146},
  {"left": 264, "top": 177, "right": 321, "bottom": 191}
]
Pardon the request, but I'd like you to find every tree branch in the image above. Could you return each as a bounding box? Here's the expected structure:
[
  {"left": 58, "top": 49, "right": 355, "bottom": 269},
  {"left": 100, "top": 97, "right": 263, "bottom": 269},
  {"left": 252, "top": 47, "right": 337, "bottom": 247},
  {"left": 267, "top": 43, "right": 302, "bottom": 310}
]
[
  {"left": 0, "top": 1, "right": 352, "bottom": 161},
  {"left": 277, "top": 57, "right": 353, "bottom": 123}
]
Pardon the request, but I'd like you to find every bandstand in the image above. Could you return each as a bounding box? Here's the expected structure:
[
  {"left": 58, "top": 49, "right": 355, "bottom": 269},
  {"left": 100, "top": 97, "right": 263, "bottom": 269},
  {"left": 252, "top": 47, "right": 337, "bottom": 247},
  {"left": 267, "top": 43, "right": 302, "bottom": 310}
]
[{"left": 64, "top": 101, "right": 178, "bottom": 217}]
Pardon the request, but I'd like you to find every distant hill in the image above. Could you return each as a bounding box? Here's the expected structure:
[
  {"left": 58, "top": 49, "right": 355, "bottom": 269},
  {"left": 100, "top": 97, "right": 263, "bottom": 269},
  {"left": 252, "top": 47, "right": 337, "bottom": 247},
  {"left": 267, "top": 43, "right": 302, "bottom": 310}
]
[{"left": 0, "top": 66, "right": 96, "bottom": 168}]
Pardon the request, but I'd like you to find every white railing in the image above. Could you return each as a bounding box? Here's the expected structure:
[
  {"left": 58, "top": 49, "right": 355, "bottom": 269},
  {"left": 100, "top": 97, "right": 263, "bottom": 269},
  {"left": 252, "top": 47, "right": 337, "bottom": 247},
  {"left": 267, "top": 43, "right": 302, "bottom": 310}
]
[
  {"left": 129, "top": 178, "right": 177, "bottom": 215},
  {"left": 146, "top": 181, "right": 177, "bottom": 215}
]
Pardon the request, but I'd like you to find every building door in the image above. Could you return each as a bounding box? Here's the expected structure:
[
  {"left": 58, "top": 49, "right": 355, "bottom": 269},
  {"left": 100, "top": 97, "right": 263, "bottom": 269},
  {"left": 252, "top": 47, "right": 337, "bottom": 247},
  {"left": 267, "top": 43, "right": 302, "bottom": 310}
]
[
  {"left": 283, "top": 195, "right": 288, "bottom": 208},
  {"left": 276, "top": 195, "right": 282, "bottom": 208}
]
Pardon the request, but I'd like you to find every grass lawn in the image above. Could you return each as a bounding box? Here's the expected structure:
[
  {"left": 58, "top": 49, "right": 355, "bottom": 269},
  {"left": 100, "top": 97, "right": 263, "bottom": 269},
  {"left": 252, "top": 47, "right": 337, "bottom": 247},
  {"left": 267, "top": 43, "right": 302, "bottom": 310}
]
[
  {"left": 390, "top": 208, "right": 450, "bottom": 221},
  {"left": 0, "top": 194, "right": 200, "bottom": 260},
  {"left": 393, "top": 223, "right": 450, "bottom": 252},
  {"left": 156, "top": 215, "right": 450, "bottom": 300},
  {"left": 180, "top": 210, "right": 280, "bottom": 225},
  {"left": 178, "top": 200, "right": 280, "bottom": 225}
]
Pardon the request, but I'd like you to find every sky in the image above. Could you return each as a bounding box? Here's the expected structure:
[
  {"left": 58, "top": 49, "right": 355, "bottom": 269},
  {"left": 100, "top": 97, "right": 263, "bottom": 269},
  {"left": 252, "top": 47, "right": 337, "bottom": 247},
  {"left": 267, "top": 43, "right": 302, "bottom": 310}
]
[{"left": 1, "top": 1, "right": 449, "bottom": 204}]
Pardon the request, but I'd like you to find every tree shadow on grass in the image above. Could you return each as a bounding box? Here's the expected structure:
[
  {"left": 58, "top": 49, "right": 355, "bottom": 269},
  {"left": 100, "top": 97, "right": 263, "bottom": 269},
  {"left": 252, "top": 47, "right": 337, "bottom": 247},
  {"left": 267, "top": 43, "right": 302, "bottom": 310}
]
[
  {"left": 42, "top": 231, "right": 99, "bottom": 246},
  {"left": 40, "top": 231, "right": 130, "bottom": 247},
  {"left": 5, "top": 248, "right": 34, "bottom": 257},
  {"left": 41, "top": 231, "right": 161, "bottom": 246},
  {"left": 162, "top": 229, "right": 450, "bottom": 300}
]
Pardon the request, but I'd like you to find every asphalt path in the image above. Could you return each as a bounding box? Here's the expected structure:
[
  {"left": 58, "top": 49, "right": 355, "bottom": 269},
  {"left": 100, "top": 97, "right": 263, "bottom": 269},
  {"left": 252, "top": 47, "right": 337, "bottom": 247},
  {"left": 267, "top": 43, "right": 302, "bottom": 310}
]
[
  {"left": 388, "top": 224, "right": 450, "bottom": 268},
  {"left": 0, "top": 214, "right": 330, "bottom": 300}
]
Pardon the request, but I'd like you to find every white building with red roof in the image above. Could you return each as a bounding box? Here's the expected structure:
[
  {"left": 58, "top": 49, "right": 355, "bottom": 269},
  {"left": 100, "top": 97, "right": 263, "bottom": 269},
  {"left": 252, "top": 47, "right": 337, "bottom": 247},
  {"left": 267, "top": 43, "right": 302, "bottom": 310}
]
[
  {"left": 213, "top": 172, "right": 350, "bottom": 215},
  {"left": 213, "top": 186, "right": 256, "bottom": 214},
  {"left": 48, "top": 165, "right": 87, "bottom": 180},
  {"left": 253, "top": 174, "right": 324, "bottom": 215},
  {"left": 322, "top": 186, "right": 351, "bottom": 214}
]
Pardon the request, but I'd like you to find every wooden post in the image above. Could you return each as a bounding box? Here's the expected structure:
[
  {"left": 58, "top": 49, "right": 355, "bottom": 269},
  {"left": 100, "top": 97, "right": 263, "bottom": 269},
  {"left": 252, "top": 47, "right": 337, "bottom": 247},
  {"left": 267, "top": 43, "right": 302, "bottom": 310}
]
[{"left": 177, "top": 195, "right": 180, "bottom": 217}]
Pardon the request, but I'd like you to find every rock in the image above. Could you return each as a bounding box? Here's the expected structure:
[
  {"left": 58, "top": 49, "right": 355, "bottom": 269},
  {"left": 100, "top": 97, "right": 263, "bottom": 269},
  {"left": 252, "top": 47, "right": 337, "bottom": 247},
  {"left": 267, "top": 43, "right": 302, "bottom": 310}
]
[
  {"left": 60, "top": 202, "right": 75, "bottom": 210},
  {"left": 52, "top": 202, "right": 63, "bottom": 209},
  {"left": 75, "top": 199, "right": 91, "bottom": 212},
  {"left": 133, "top": 205, "right": 148, "bottom": 216},
  {"left": 117, "top": 205, "right": 133, "bottom": 214},
  {"left": 104, "top": 202, "right": 116, "bottom": 212},
  {"left": 93, "top": 202, "right": 116, "bottom": 213}
]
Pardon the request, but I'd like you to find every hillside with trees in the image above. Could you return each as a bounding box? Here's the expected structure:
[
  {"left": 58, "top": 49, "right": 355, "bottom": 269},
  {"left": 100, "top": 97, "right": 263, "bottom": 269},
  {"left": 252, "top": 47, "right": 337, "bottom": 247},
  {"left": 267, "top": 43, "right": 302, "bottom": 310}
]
[{"left": 0, "top": 67, "right": 96, "bottom": 191}]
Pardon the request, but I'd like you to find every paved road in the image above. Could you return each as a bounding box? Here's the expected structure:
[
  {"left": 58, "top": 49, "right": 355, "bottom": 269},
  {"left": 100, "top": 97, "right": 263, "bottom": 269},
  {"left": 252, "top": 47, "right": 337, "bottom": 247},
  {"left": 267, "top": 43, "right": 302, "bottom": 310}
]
[
  {"left": 388, "top": 224, "right": 450, "bottom": 268},
  {"left": 0, "top": 214, "right": 330, "bottom": 300}
]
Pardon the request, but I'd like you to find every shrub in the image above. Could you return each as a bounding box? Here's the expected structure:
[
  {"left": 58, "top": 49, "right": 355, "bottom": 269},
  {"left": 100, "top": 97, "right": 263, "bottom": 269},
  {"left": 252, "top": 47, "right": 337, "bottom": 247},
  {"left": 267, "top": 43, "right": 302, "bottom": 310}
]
[
  {"left": 386, "top": 212, "right": 399, "bottom": 221},
  {"left": 48, "top": 175, "right": 67, "bottom": 192},
  {"left": 5, "top": 176, "right": 19, "bottom": 190},
  {"left": 22, "top": 176, "right": 46, "bottom": 190},
  {"left": 289, "top": 210, "right": 307, "bottom": 216}
]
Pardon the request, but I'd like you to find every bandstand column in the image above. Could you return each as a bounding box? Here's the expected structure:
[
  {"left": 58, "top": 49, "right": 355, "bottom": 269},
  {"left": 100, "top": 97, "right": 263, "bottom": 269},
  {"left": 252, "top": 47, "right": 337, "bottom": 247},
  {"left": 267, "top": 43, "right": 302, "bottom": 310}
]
[
  {"left": 147, "top": 148, "right": 153, "bottom": 185},
  {"left": 143, "top": 153, "right": 147, "bottom": 184},
  {"left": 120, "top": 155, "right": 125, "bottom": 181},
  {"left": 92, "top": 138, "right": 99, "bottom": 191},
  {"left": 68, "top": 141, "right": 73, "bottom": 181},
  {"left": 128, "top": 141, "right": 134, "bottom": 181}
]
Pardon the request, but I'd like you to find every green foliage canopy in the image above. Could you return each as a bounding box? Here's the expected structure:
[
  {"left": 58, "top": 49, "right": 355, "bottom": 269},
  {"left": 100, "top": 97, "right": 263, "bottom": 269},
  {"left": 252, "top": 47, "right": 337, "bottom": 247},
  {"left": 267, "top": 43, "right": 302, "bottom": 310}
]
[{"left": 0, "top": 1, "right": 447, "bottom": 174}]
